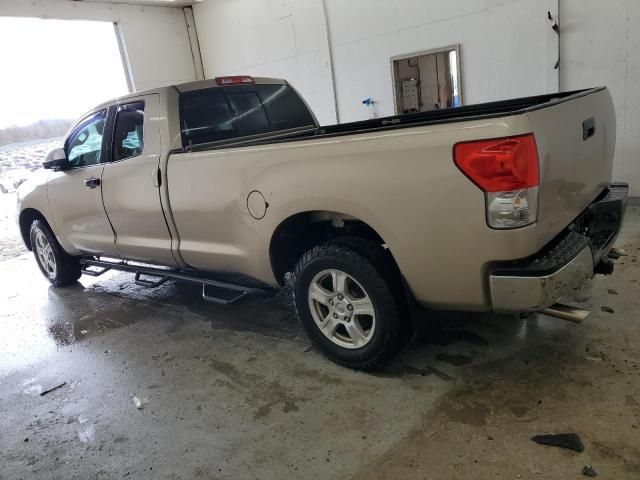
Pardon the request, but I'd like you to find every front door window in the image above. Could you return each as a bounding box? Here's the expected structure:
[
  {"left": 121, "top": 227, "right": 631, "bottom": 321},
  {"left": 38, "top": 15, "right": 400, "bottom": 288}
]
[{"left": 66, "top": 110, "right": 107, "bottom": 168}]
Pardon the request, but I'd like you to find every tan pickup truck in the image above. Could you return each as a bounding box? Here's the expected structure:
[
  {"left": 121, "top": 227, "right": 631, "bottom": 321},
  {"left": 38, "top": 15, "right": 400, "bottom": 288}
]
[{"left": 16, "top": 76, "right": 628, "bottom": 369}]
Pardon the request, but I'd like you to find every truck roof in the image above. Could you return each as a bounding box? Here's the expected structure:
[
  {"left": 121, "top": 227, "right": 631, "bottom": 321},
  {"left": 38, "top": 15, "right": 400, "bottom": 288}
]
[{"left": 94, "top": 76, "right": 287, "bottom": 110}]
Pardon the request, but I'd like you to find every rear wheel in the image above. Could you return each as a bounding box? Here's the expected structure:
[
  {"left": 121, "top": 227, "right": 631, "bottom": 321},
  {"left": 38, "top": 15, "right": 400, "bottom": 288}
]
[
  {"left": 30, "top": 219, "right": 81, "bottom": 287},
  {"left": 291, "top": 244, "right": 404, "bottom": 370}
]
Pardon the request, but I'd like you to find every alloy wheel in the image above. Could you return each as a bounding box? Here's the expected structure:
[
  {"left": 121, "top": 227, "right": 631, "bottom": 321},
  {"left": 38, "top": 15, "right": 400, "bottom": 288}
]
[{"left": 307, "top": 269, "right": 376, "bottom": 349}]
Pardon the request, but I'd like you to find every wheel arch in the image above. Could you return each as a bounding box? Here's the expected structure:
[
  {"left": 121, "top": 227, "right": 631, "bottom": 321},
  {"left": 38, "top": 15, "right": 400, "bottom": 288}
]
[
  {"left": 268, "top": 210, "right": 398, "bottom": 287},
  {"left": 18, "top": 208, "right": 50, "bottom": 251}
]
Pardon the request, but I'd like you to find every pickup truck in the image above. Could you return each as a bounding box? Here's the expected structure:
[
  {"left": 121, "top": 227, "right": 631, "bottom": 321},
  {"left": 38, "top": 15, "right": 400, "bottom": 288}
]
[{"left": 17, "top": 76, "right": 628, "bottom": 370}]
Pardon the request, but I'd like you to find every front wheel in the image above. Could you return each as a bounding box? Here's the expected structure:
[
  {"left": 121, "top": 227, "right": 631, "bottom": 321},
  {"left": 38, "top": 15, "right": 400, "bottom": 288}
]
[
  {"left": 30, "top": 219, "right": 81, "bottom": 287},
  {"left": 291, "top": 244, "right": 404, "bottom": 370}
]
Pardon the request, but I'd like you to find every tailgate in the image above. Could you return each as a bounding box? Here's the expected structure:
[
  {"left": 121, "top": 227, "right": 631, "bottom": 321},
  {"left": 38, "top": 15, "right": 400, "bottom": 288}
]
[{"left": 526, "top": 88, "right": 616, "bottom": 248}]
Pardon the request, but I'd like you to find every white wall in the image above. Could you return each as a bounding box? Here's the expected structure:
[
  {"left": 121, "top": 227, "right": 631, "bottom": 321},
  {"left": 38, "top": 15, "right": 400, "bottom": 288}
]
[
  {"left": 193, "top": 0, "right": 337, "bottom": 124},
  {"left": 561, "top": 0, "right": 640, "bottom": 194},
  {"left": 16, "top": 0, "right": 630, "bottom": 193},
  {"left": 193, "top": 0, "right": 640, "bottom": 195},
  {"left": 325, "top": 0, "right": 559, "bottom": 122},
  {"left": 194, "top": 0, "right": 558, "bottom": 125},
  {"left": 0, "top": 0, "right": 196, "bottom": 91}
]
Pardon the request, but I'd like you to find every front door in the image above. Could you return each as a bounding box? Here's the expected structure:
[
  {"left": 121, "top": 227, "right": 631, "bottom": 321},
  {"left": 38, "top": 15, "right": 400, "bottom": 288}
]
[
  {"left": 47, "top": 109, "right": 118, "bottom": 256},
  {"left": 100, "top": 94, "right": 176, "bottom": 266}
]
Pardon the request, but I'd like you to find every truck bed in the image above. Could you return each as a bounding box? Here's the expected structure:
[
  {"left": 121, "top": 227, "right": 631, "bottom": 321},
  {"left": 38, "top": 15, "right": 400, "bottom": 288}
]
[
  {"left": 320, "top": 88, "right": 597, "bottom": 137},
  {"left": 167, "top": 85, "right": 615, "bottom": 309},
  {"left": 187, "top": 88, "right": 598, "bottom": 152}
]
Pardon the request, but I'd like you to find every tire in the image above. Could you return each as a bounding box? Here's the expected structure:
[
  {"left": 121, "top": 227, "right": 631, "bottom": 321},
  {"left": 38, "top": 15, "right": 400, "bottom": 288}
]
[
  {"left": 329, "top": 236, "right": 415, "bottom": 342},
  {"left": 30, "top": 219, "right": 81, "bottom": 287},
  {"left": 291, "top": 243, "right": 404, "bottom": 370}
]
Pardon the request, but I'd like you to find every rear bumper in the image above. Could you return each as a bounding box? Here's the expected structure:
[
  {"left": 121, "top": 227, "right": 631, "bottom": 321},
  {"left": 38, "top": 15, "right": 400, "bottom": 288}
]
[{"left": 489, "top": 183, "right": 629, "bottom": 312}]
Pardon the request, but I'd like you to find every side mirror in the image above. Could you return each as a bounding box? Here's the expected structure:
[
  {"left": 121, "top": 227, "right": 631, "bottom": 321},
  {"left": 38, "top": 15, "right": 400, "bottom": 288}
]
[{"left": 43, "top": 148, "right": 69, "bottom": 171}]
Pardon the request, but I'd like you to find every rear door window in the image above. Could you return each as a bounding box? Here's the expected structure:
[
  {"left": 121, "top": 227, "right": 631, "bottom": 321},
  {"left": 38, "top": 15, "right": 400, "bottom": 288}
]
[
  {"left": 112, "top": 102, "right": 145, "bottom": 161},
  {"left": 180, "top": 84, "right": 315, "bottom": 148}
]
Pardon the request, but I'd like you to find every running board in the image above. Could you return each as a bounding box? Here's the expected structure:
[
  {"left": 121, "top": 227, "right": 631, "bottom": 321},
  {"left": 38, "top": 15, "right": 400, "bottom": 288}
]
[{"left": 79, "top": 258, "right": 271, "bottom": 303}]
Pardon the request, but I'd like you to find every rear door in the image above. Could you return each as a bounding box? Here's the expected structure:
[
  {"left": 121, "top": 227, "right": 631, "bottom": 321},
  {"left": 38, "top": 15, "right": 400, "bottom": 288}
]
[
  {"left": 101, "top": 94, "right": 177, "bottom": 266},
  {"left": 170, "top": 82, "right": 317, "bottom": 271},
  {"left": 526, "top": 88, "right": 616, "bottom": 248}
]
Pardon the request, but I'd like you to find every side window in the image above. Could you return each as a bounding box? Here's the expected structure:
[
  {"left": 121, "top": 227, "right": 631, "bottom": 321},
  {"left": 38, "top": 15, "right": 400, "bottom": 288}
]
[
  {"left": 113, "top": 102, "right": 145, "bottom": 161},
  {"left": 66, "top": 110, "right": 107, "bottom": 168},
  {"left": 180, "top": 89, "right": 235, "bottom": 146},
  {"left": 179, "top": 84, "right": 316, "bottom": 148}
]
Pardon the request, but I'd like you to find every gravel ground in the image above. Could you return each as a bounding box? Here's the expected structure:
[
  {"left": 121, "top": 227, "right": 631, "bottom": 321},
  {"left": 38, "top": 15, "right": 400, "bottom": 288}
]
[
  {"left": 0, "top": 139, "right": 59, "bottom": 260},
  {"left": 0, "top": 193, "right": 25, "bottom": 261}
]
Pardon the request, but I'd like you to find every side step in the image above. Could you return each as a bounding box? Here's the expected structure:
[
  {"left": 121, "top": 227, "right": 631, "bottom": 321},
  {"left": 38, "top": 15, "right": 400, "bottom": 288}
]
[
  {"left": 202, "top": 284, "right": 248, "bottom": 305},
  {"left": 135, "top": 272, "right": 169, "bottom": 288},
  {"left": 81, "top": 264, "right": 111, "bottom": 277},
  {"left": 79, "top": 258, "right": 272, "bottom": 304}
]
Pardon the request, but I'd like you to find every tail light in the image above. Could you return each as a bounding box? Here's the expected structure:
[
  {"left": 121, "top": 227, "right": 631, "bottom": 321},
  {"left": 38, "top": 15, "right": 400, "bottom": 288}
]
[
  {"left": 453, "top": 133, "right": 539, "bottom": 229},
  {"left": 215, "top": 76, "right": 255, "bottom": 86}
]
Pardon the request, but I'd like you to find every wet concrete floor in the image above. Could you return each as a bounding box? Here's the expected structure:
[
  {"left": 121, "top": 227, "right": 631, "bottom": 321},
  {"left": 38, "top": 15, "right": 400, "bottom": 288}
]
[{"left": 1, "top": 207, "right": 639, "bottom": 479}]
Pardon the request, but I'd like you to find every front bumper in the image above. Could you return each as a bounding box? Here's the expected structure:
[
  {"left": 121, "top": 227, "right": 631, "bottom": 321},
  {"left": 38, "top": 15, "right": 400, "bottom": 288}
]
[{"left": 489, "top": 183, "right": 629, "bottom": 312}]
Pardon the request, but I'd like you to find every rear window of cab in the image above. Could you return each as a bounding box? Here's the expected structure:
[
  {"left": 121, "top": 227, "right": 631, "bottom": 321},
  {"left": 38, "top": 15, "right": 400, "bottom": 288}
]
[{"left": 179, "top": 84, "right": 316, "bottom": 148}]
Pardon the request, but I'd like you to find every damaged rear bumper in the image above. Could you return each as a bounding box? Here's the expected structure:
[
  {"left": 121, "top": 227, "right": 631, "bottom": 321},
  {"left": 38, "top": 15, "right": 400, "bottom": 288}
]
[{"left": 489, "top": 183, "right": 629, "bottom": 312}]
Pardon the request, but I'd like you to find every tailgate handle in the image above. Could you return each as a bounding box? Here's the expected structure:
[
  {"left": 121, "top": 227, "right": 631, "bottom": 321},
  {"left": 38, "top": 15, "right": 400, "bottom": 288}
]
[{"left": 583, "top": 117, "right": 596, "bottom": 140}]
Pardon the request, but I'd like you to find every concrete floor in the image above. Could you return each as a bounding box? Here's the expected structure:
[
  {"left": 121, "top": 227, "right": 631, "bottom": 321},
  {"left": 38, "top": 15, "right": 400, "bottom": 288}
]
[{"left": 1, "top": 208, "right": 639, "bottom": 480}]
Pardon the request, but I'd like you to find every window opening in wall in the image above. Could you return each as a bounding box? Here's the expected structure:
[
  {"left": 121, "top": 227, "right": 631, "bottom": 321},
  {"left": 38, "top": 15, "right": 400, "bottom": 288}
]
[{"left": 392, "top": 46, "right": 462, "bottom": 114}]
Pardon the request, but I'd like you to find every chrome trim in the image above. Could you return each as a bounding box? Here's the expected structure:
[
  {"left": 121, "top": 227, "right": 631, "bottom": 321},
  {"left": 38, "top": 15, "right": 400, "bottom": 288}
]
[{"left": 490, "top": 246, "right": 594, "bottom": 312}]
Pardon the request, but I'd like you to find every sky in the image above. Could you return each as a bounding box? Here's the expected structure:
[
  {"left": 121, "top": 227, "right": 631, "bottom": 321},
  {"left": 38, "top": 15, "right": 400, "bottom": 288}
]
[{"left": 0, "top": 17, "right": 129, "bottom": 129}]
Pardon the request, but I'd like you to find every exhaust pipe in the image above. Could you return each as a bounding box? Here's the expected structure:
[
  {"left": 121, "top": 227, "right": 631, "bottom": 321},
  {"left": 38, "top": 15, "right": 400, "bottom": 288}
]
[{"left": 541, "top": 303, "right": 590, "bottom": 323}]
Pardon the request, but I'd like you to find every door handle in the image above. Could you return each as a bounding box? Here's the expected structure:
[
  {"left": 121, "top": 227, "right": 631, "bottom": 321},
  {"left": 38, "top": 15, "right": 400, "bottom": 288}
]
[
  {"left": 84, "top": 177, "right": 101, "bottom": 188},
  {"left": 152, "top": 167, "right": 161, "bottom": 187}
]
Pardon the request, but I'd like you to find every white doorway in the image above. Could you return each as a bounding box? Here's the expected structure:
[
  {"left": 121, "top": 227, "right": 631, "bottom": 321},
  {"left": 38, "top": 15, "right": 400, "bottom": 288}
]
[
  {"left": 0, "top": 17, "right": 129, "bottom": 259},
  {"left": 0, "top": 17, "right": 129, "bottom": 132}
]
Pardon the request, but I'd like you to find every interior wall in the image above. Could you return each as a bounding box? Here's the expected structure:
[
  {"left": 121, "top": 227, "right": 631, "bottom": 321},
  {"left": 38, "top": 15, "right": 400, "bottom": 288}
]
[
  {"left": 0, "top": 0, "right": 196, "bottom": 92},
  {"left": 194, "top": 0, "right": 558, "bottom": 125},
  {"left": 192, "top": 0, "right": 337, "bottom": 124},
  {"left": 325, "top": 0, "right": 559, "bottom": 122},
  {"left": 13, "top": 0, "right": 631, "bottom": 193},
  {"left": 560, "top": 0, "right": 640, "bottom": 195}
]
